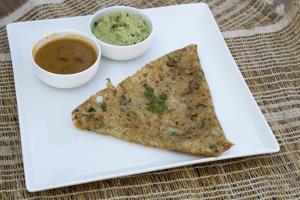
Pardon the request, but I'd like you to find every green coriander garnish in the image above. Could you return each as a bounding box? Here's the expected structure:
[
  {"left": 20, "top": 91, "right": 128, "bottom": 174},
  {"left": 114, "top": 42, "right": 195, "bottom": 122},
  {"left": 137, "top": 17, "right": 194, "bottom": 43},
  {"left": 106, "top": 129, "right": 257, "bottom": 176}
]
[{"left": 144, "top": 85, "right": 168, "bottom": 115}]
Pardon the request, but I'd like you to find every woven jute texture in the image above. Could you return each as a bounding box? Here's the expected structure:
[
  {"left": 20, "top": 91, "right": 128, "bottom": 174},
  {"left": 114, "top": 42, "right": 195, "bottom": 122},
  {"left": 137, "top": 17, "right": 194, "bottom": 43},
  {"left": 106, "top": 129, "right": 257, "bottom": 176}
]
[{"left": 0, "top": 0, "right": 299, "bottom": 199}]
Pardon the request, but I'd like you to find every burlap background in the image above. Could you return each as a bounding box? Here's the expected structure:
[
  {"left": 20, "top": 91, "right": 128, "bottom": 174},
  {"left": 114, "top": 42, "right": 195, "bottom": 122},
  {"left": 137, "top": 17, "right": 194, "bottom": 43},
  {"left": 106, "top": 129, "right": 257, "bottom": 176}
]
[{"left": 0, "top": 0, "right": 299, "bottom": 199}]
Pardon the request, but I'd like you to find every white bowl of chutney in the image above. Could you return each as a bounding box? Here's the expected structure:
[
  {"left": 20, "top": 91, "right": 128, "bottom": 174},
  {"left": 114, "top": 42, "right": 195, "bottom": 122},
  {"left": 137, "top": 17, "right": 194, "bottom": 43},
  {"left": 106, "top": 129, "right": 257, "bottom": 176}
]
[
  {"left": 89, "top": 6, "right": 153, "bottom": 60},
  {"left": 32, "top": 30, "right": 101, "bottom": 88}
]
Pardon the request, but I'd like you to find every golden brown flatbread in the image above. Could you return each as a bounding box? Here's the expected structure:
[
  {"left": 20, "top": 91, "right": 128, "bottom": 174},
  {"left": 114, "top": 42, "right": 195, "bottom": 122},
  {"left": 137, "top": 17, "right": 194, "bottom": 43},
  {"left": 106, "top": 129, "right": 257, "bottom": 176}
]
[{"left": 72, "top": 44, "right": 233, "bottom": 157}]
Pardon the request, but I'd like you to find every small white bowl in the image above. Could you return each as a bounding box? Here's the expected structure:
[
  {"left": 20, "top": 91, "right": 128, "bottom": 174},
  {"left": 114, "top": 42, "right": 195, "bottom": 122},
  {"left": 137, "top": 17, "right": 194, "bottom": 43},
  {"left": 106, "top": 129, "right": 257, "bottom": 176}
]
[
  {"left": 88, "top": 6, "right": 153, "bottom": 60},
  {"left": 32, "top": 30, "right": 101, "bottom": 88}
]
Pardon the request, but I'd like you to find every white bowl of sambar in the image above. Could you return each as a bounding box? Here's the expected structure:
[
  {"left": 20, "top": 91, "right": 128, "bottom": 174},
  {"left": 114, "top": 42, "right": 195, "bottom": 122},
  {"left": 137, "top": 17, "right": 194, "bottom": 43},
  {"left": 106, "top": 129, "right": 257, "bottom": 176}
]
[{"left": 32, "top": 30, "right": 101, "bottom": 88}]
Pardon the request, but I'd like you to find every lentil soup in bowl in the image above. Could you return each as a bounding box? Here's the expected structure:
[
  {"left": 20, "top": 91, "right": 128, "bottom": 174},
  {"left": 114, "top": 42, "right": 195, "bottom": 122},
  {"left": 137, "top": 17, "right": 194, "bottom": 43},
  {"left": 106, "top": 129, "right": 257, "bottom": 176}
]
[{"left": 32, "top": 30, "right": 101, "bottom": 88}]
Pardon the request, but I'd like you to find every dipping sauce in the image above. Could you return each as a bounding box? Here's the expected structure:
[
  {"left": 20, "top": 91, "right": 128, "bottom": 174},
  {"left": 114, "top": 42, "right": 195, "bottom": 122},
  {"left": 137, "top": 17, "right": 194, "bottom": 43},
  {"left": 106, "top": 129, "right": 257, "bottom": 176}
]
[
  {"left": 92, "top": 12, "right": 150, "bottom": 46},
  {"left": 34, "top": 38, "right": 97, "bottom": 74}
]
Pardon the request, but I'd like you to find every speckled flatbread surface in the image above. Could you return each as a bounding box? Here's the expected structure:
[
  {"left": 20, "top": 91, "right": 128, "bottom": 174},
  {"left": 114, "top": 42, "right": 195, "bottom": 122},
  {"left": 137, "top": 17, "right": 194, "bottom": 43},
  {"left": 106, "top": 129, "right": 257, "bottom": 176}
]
[{"left": 72, "top": 44, "right": 232, "bottom": 157}]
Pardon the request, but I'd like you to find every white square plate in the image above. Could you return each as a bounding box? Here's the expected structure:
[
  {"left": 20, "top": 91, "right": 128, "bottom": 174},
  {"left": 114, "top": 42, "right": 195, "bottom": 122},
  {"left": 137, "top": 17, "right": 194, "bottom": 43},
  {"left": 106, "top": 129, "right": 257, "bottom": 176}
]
[{"left": 7, "top": 3, "right": 279, "bottom": 192}]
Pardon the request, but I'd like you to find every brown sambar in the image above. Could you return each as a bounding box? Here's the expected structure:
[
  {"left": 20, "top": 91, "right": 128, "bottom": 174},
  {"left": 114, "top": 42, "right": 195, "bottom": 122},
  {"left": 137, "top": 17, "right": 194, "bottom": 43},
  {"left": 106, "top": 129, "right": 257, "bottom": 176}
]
[{"left": 34, "top": 38, "right": 97, "bottom": 74}]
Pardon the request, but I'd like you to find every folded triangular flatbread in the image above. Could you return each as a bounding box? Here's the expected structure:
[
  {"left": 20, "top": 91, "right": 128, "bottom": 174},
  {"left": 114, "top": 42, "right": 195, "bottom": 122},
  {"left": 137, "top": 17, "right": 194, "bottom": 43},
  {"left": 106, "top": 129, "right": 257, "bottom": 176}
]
[{"left": 72, "top": 44, "right": 233, "bottom": 156}]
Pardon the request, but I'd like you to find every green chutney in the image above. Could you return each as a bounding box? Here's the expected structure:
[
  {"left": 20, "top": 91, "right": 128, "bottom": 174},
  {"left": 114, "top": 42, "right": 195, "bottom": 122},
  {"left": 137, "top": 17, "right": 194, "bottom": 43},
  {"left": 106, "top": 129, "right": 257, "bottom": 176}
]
[{"left": 92, "top": 12, "right": 151, "bottom": 46}]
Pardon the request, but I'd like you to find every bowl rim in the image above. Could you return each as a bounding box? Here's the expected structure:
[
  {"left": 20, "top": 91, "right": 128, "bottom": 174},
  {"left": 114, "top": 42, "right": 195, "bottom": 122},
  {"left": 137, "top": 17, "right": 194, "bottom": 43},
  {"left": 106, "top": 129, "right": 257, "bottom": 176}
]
[
  {"left": 88, "top": 6, "right": 154, "bottom": 48},
  {"left": 31, "top": 29, "right": 101, "bottom": 77}
]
